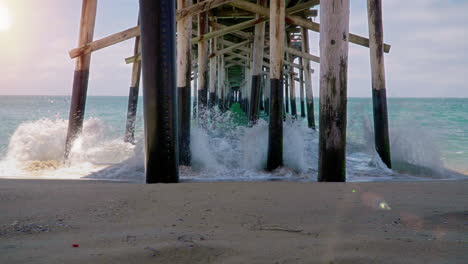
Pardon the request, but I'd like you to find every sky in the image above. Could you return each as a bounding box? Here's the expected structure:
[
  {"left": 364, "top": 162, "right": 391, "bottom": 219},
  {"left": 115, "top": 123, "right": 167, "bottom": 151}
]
[{"left": 0, "top": 0, "right": 467, "bottom": 97}]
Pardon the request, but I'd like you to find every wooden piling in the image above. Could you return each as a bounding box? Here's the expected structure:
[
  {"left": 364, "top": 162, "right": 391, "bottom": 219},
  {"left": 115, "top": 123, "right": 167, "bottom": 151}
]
[
  {"left": 284, "top": 72, "right": 289, "bottom": 114},
  {"left": 289, "top": 70, "right": 297, "bottom": 118},
  {"left": 177, "top": 0, "right": 192, "bottom": 166},
  {"left": 217, "top": 43, "right": 226, "bottom": 111},
  {"left": 318, "top": 0, "right": 350, "bottom": 182},
  {"left": 209, "top": 35, "right": 217, "bottom": 109},
  {"left": 264, "top": 73, "right": 270, "bottom": 115},
  {"left": 139, "top": 0, "right": 179, "bottom": 183},
  {"left": 192, "top": 67, "right": 198, "bottom": 117},
  {"left": 197, "top": 2, "right": 209, "bottom": 110},
  {"left": 124, "top": 30, "right": 141, "bottom": 144},
  {"left": 367, "top": 0, "right": 392, "bottom": 168},
  {"left": 299, "top": 57, "right": 306, "bottom": 117},
  {"left": 301, "top": 26, "right": 316, "bottom": 129},
  {"left": 225, "top": 65, "right": 231, "bottom": 109},
  {"left": 64, "top": 0, "right": 97, "bottom": 159},
  {"left": 287, "top": 35, "right": 297, "bottom": 118},
  {"left": 247, "top": 0, "right": 266, "bottom": 124},
  {"left": 266, "top": 0, "right": 285, "bottom": 171}
]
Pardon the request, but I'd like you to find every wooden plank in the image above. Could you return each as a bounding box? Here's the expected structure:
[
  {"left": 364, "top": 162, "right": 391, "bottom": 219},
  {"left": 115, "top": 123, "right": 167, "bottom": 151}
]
[
  {"left": 69, "top": 26, "right": 140, "bottom": 59},
  {"left": 285, "top": 46, "right": 320, "bottom": 63},
  {"left": 228, "top": 0, "right": 391, "bottom": 53},
  {"left": 177, "top": 0, "right": 234, "bottom": 20},
  {"left": 209, "top": 21, "right": 253, "bottom": 39},
  {"left": 209, "top": 40, "right": 251, "bottom": 57},
  {"left": 192, "top": 18, "right": 264, "bottom": 43},
  {"left": 286, "top": 0, "right": 319, "bottom": 15}
]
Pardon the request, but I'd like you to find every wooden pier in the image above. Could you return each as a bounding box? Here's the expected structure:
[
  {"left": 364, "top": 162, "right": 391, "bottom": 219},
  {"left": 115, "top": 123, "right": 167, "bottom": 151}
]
[{"left": 65, "top": 0, "right": 392, "bottom": 183}]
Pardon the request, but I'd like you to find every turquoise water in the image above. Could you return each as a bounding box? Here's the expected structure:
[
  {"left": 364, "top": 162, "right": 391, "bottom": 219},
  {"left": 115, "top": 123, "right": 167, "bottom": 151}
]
[{"left": 0, "top": 96, "right": 466, "bottom": 180}]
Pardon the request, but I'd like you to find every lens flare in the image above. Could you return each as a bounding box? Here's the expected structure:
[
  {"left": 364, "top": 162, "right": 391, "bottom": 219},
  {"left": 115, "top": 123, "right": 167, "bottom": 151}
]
[{"left": 0, "top": 6, "right": 12, "bottom": 32}]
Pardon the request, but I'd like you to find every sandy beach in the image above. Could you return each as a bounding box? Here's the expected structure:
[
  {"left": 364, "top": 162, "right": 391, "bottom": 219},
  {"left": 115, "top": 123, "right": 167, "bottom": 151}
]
[{"left": 0, "top": 179, "right": 467, "bottom": 263}]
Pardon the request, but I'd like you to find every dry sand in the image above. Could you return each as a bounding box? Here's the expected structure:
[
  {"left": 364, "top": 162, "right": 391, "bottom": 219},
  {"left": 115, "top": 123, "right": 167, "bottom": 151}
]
[{"left": 0, "top": 179, "right": 467, "bottom": 264}]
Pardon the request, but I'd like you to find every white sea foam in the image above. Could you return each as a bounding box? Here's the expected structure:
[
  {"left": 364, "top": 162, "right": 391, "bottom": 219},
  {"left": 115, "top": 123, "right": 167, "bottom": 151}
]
[{"left": 0, "top": 113, "right": 463, "bottom": 182}]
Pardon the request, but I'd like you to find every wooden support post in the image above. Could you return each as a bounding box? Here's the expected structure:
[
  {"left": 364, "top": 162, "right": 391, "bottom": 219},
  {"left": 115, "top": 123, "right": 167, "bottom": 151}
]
[
  {"left": 177, "top": 0, "right": 192, "bottom": 166},
  {"left": 266, "top": 0, "right": 285, "bottom": 171},
  {"left": 64, "top": 0, "right": 97, "bottom": 159},
  {"left": 301, "top": 26, "right": 316, "bottom": 129},
  {"left": 124, "top": 25, "right": 141, "bottom": 144},
  {"left": 318, "top": 0, "right": 349, "bottom": 182},
  {"left": 299, "top": 57, "right": 306, "bottom": 117},
  {"left": 197, "top": 3, "right": 209, "bottom": 110},
  {"left": 264, "top": 73, "right": 270, "bottom": 115},
  {"left": 248, "top": 0, "right": 266, "bottom": 124},
  {"left": 217, "top": 38, "right": 226, "bottom": 111},
  {"left": 245, "top": 45, "right": 252, "bottom": 113},
  {"left": 284, "top": 71, "right": 289, "bottom": 114},
  {"left": 286, "top": 33, "right": 297, "bottom": 118},
  {"left": 367, "top": 0, "right": 392, "bottom": 168},
  {"left": 225, "top": 65, "right": 231, "bottom": 108},
  {"left": 208, "top": 34, "right": 217, "bottom": 108},
  {"left": 139, "top": 0, "right": 179, "bottom": 183},
  {"left": 259, "top": 74, "right": 265, "bottom": 111},
  {"left": 193, "top": 67, "right": 198, "bottom": 117},
  {"left": 288, "top": 59, "right": 297, "bottom": 118}
]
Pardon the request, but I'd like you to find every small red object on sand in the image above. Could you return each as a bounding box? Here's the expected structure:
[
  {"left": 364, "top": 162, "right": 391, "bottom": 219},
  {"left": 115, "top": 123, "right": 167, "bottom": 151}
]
[{"left": 72, "top": 244, "right": 79, "bottom": 248}]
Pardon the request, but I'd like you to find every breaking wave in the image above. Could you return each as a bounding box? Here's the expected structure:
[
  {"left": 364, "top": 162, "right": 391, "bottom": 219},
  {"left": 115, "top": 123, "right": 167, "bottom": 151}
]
[{"left": 0, "top": 111, "right": 464, "bottom": 182}]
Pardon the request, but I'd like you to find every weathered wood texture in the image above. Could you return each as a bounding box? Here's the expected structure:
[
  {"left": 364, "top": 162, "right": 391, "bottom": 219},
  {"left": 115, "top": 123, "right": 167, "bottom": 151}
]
[
  {"left": 192, "top": 18, "right": 264, "bottom": 44},
  {"left": 228, "top": 0, "right": 390, "bottom": 52},
  {"left": 267, "top": 0, "right": 285, "bottom": 171},
  {"left": 299, "top": 57, "right": 306, "bottom": 117},
  {"left": 367, "top": 0, "right": 392, "bottom": 168},
  {"left": 301, "top": 26, "right": 315, "bottom": 129},
  {"left": 140, "top": 0, "right": 179, "bottom": 183},
  {"left": 69, "top": 26, "right": 139, "bottom": 59},
  {"left": 210, "top": 40, "right": 250, "bottom": 57},
  {"left": 217, "top": 39, "right": 226, "bottom": 111},
  {"left": 65, "top": 0, "right": 97, "bottom": 158},
  {"left": 318, "top": 0, "right": 350, "bottom": 182},
  {"left": 177, "top": 0, "right": 233, "bottom": 20},
  {"left": 287, "top": 35, "right": 297, "bottom": 118},
  {"left": 197, "top": 4, "right": 209, "bottom": 109},
  {"left": 124, "top": 25, "right": 141, "bottom": 144},
  {"left": 70, "top": 0, "right": 379, "bottom": 61},
  {"left": 248, "top": 0, "right": 266, "bottom": 124},
  {"left": 177, "top": 0, "right": 192, "bottom": 166},
  {"left": 209, "top": 35, "right": 217, "bottom": 108}
]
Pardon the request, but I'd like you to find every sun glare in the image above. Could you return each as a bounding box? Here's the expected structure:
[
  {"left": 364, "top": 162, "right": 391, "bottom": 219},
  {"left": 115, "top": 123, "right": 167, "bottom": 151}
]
[{"left": 0, "top": 6, "right": 12, "bottom": 32}]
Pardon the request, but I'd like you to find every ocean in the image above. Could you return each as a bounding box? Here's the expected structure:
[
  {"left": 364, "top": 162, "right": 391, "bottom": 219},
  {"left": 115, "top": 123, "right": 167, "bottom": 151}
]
[{"left": 0, "top": 96, "right": 466, "bottom": 182}]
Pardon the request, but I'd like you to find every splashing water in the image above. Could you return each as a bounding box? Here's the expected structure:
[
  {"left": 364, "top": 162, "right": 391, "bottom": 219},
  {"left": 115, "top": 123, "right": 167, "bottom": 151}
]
[{"left": 0, "top": 103, "right": 465, "bottom": 183}]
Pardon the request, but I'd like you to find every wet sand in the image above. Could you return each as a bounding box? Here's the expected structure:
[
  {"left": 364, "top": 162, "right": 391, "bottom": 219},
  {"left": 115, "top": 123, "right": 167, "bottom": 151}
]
[{"left": 1, "top": 179, "right": 467, "bottom": 264}]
